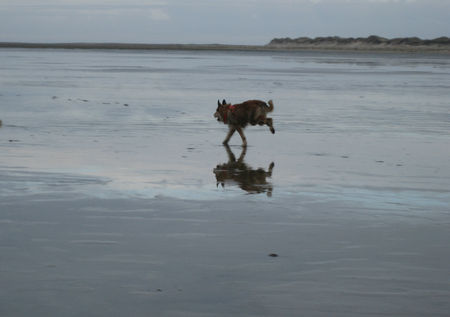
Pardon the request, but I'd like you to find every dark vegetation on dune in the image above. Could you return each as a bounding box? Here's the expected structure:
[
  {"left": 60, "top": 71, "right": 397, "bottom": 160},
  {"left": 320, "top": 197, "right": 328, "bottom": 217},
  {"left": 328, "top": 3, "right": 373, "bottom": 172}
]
[{"left": 268, "top": 35, "right": 450, "bottom": 49}]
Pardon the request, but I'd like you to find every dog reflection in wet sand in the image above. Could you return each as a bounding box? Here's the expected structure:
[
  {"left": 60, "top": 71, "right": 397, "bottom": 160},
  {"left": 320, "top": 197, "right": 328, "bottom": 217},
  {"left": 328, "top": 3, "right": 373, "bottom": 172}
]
[{"left": 214, "top": 145, "right": 275, "bottom": 196}]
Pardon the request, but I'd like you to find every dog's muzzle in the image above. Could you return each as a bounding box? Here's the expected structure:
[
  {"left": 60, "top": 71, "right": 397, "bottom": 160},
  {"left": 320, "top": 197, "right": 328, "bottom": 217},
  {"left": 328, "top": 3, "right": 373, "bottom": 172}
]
[{"left": 214, "top": 112, "right": 222, "bottom": 122}]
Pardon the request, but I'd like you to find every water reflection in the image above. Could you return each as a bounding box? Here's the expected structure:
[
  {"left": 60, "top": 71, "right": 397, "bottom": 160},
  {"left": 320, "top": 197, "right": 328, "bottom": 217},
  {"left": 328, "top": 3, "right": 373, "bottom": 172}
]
[{"left": 213, "top": 145, "right": 274, "bottom": 196}]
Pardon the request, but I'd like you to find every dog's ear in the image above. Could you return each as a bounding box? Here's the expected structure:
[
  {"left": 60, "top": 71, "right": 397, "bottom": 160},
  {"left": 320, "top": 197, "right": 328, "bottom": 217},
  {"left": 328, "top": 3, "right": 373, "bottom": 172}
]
[
  {"left": 222, "top": 99, "right": 226, "bottom": 105},
  {"left": 218, "top": 100, "right": 221, "bottom": 107}
]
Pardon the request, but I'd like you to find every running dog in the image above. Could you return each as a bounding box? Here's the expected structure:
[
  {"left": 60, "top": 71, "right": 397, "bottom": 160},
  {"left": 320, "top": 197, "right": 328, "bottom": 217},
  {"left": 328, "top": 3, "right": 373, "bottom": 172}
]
[{"left": 214, "top": 99, "right": 275, "bottom": 146}]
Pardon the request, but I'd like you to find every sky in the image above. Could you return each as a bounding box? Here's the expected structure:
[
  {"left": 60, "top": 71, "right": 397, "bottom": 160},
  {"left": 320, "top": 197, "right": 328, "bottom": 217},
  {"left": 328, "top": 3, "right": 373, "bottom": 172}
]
[{"left": 0, "top": 0, "right": 449, "bottom": 44}]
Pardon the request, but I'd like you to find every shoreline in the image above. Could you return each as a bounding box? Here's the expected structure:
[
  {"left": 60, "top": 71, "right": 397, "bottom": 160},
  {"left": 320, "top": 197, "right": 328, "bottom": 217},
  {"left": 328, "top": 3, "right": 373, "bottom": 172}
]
[{"left": 1, "top": 41, "right": 450, "bottom": 54}]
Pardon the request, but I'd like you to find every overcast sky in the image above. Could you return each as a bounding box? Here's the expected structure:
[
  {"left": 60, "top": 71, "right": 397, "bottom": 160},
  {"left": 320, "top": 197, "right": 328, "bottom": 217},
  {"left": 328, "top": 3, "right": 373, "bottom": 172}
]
[{"left": 0, "top": 0, "right": 449, "bottom": 44}]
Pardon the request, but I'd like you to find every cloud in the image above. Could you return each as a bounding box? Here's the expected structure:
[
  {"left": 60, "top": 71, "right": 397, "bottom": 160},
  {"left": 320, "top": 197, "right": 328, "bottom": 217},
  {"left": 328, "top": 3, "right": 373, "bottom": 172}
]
[
  {"left": 0, "top": 2, "right": 171, "bottom": 21},
  {"left": 149, "top": 8, "right": 170, "bottom": 21},
  {"left": 0, "top": 0, "right": 167, "bottom": 4}
]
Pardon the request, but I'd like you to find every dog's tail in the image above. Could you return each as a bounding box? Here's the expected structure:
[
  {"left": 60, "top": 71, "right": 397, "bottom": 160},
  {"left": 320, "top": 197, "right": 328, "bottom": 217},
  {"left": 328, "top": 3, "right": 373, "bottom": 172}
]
[{"left": 266, "top": 100, "right": 274, "bottom": 112}]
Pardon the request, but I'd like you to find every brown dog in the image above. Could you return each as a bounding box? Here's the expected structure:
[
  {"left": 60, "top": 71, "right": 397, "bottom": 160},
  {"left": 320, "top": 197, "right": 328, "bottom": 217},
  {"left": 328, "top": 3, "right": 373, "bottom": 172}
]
[{"left": 214, "top": 99, "right": 275, "bottom": 146}]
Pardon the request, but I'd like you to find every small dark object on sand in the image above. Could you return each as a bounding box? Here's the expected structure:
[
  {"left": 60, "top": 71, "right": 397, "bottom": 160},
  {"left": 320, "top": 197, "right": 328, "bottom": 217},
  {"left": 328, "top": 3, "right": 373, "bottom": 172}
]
[
  {"left": 124, "top": 104, "right": 129, "bottom": 107},
  {"left": 268, "top": 253, "right": 279, "bottom": 257}
]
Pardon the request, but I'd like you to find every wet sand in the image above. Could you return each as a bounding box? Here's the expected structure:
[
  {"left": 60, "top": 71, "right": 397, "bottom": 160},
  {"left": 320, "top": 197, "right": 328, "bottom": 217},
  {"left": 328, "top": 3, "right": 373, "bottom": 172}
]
[
  {"left": 1, "top": 48, "right": 449, "bottom": 316},
  {"left": 1, "top": 192, "right": 449, "bottom": 317}
]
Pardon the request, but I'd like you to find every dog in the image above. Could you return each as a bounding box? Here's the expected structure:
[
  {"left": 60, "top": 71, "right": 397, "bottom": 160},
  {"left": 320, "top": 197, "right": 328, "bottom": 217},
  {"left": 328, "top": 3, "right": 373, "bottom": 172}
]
[{"left": 214, "top": 99, "right": 275, "bottom": 146}]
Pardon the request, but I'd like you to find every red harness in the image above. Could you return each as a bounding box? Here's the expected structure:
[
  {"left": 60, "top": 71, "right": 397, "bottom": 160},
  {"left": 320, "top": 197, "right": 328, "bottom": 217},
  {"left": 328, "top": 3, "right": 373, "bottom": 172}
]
[{"left": 223, "top": 104, "right": 236, "bottom": 124}]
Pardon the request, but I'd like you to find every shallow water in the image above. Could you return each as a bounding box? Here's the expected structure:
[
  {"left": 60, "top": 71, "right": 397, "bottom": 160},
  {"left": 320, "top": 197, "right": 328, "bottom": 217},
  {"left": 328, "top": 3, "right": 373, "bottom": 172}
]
[
  {"left": 1, "top": 48, "right": 450, "bottom": 316},
  {"left": 1, "top": 48, "right": 449, "bottom": 203}
]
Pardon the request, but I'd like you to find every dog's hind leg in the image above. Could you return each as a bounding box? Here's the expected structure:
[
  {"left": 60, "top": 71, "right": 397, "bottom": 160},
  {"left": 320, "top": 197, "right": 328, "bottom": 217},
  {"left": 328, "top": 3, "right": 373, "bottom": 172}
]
[
  {"left": 223, "top": 127, "right": 236, "bottom": 145},
  {"left": 236, "top": 127, "right": 247, "bottom": 147},
  {"left": 266, "top": 118, "right": 275, "bottom": 134}
]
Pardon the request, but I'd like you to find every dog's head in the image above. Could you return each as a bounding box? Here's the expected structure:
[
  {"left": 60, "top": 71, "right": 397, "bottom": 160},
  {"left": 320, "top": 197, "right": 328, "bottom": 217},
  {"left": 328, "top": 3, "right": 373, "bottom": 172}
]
[{"left": 214, "top": 99, "right": 230, "bottom": 122}]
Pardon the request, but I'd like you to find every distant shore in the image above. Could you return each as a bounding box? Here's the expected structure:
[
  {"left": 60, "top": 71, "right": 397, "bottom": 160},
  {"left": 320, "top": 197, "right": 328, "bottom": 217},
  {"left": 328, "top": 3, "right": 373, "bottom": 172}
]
[
  {"left": 267, "top": 35, "right": 450, "bottom": 53},
  {"left": 0, "top": 42, "right": 264, "bottom": 52},
  {"left": 1, "top": 35, "right": 450, "bottom": 53}
]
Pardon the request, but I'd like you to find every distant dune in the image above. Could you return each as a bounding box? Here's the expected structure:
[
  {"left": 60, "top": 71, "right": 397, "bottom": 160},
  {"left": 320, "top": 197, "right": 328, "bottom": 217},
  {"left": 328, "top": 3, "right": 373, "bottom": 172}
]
[
  {"left": 267, "top": 35, "right": 450, "bottom": 52},
  {"left": 1, "top": 36, "right": 449, "bottom": 53}
]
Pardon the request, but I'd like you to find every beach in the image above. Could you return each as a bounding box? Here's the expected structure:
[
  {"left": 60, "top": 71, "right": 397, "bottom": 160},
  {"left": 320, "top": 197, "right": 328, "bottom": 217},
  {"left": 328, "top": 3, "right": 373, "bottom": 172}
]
[{"left": 1, "top": 48, "right": 449, "bottom": 316}]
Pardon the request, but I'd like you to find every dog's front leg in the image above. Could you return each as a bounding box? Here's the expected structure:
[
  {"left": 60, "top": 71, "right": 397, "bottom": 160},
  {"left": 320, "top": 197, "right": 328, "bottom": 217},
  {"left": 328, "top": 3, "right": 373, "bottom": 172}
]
[
  {"left": 236, "top": 127, "right": 247, "bottom": 147},
  {"left": 223, "top": 127, "right": 236, "bottom": 145}
]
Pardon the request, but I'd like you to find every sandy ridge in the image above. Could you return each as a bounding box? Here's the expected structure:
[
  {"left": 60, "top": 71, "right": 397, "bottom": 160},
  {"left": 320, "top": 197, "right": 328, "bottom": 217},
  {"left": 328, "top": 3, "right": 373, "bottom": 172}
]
[{"left": 267, "top": 35, "right": 450, "bottom": 53}]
